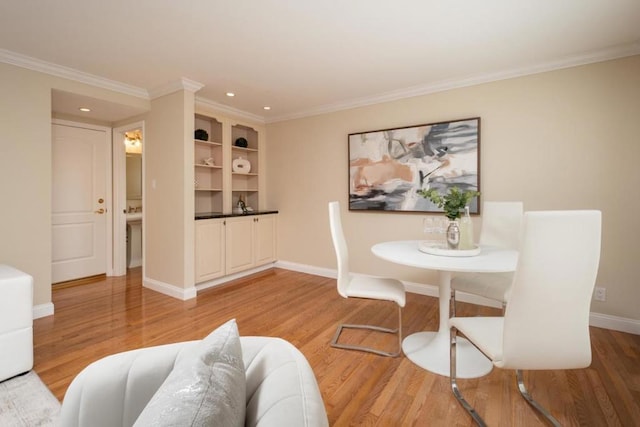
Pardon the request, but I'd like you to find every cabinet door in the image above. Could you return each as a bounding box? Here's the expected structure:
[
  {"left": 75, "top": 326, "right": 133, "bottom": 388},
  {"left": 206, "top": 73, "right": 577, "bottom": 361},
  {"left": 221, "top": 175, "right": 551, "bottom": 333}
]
[
  {"left": 195, "top": 219, "right": 225, "bottom": 283},
  {"left": 225, "top": 217, "right": 254, "bottom": 274},
  {"left": 254, "top": 214, "right": 277, "bottom": 266}
]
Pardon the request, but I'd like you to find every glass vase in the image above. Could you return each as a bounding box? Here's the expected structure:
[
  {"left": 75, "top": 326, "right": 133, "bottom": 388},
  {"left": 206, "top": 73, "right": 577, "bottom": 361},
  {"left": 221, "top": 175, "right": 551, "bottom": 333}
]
[{"left": 446, "top": 220, "right": 460, "bottom": 250}]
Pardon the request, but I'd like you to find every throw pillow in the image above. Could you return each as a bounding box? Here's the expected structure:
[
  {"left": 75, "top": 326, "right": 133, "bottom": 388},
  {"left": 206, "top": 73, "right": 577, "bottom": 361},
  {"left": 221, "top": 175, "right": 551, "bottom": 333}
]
[{"left": 133, "top": 319, "right": 246, "bottom": 427}]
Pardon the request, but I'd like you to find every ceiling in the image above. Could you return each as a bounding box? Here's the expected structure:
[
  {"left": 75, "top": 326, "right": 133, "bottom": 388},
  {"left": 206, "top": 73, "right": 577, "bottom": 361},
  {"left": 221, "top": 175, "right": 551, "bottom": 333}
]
[{"left": 2, "top": 1, "right": 640, "bottom": 123}]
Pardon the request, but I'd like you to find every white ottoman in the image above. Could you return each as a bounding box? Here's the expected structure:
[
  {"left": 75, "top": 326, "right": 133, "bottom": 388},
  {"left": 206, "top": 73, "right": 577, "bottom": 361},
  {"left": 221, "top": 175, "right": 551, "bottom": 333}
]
[{"left": 0, "top": 265, "right": 34, "bottom": 382}]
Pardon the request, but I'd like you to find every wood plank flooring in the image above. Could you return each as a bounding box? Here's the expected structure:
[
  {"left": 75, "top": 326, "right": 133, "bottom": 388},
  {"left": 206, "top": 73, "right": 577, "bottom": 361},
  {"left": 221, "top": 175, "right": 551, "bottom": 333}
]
[{"left": 34, "top": 268, "right": 640, "bottom": 426}]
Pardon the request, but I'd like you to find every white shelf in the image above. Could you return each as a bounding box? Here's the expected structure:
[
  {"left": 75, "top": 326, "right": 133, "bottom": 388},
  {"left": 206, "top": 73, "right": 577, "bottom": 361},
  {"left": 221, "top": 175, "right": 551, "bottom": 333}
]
[
  {"left": 194, "top": 139, "right": 222, "bottom": 146},
  {"left": 232, "top": 145, "right": 258, "bottom": 152}
]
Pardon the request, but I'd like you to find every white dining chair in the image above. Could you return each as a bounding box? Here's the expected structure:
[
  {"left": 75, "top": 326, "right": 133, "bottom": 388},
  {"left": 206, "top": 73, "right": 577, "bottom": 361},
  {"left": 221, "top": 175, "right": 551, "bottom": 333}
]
[
  {"left": 449, "top": 210, "right": 602, "bottom": 426},
  {"left": 450, "top": 201, "right": 523, "bottom": 315},
  {"left": 328, "top": 201, "right": 406, "bottom": 357}
]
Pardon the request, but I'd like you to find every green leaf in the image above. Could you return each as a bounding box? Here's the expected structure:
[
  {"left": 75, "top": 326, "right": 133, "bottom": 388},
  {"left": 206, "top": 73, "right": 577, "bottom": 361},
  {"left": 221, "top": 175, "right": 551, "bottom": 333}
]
[{"left": 417, "top": 186, "right": 479, "bottom": 219}]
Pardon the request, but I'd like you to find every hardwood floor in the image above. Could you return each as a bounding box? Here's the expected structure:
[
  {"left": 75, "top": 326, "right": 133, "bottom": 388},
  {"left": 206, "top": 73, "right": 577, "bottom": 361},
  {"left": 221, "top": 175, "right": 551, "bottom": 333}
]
[{"left": 35, "top": 268, "right": 640, "bottom": 426}]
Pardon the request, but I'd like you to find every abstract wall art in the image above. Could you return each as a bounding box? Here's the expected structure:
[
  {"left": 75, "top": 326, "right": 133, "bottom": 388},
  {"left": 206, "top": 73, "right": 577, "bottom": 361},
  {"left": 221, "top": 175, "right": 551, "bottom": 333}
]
[{"left": 348, "top": 117, "right": 480, "bottom": 213}]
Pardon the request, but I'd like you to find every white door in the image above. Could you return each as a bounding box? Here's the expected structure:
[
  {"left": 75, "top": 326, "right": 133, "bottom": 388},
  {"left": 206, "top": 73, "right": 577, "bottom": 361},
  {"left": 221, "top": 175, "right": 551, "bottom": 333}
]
[{"left": 52, "top": 123, "right": 108, "bottom": 283}]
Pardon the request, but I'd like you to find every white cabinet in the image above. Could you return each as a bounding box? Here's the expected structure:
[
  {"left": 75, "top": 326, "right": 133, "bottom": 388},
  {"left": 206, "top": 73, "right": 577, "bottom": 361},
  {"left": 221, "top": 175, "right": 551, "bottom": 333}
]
[
  {"left": 254, "top": 214, "right": 277, "bottom": 266},
  {"left": 225, "top": 216, "right": 255, "bottom": 275},
  {"left": 195, "top": 214, "right": 277, "bottom": 284},
  {"left": 195, "top": 219, "right": 225, "bottom": 283},
  {"left": 225, "top": 214, "right": 277, "bottom": 275}
]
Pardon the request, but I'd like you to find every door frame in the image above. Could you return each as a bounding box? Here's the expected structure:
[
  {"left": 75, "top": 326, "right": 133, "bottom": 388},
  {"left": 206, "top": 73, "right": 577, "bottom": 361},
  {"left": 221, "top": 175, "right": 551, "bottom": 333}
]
[
  {"left": 112, "top": 121, "right": 145, "bottom": 276},
  {"left": 51, "top": 118, "right": 114, "bottom": 277}
]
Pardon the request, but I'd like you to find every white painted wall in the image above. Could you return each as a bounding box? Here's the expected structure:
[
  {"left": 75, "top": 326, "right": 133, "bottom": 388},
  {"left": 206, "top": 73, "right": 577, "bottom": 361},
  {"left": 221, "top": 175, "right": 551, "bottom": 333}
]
[
  {"left": 0, "top": 62, "right": 149, "bottom": 312},
  {"left": 144, "top": 90, "right": 195, "bottom": 295},
  {"left": 266, "top": 55, "right": 640, "bottom": 322},
  {"left": 0, "top": 65, "right": 52, "bottom": 311}
]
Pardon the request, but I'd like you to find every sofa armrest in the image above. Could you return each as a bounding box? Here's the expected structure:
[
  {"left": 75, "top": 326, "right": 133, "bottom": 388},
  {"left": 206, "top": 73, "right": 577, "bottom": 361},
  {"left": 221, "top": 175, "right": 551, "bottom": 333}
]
[
  {"left": 59, "top": 337, "right": 328, "bottom": 427},
  {"left": 59, "top": 341, "right": 199, "bottom": 427},
  {"left": 242, "top": 337, "right": 329, "bottom": 427}
]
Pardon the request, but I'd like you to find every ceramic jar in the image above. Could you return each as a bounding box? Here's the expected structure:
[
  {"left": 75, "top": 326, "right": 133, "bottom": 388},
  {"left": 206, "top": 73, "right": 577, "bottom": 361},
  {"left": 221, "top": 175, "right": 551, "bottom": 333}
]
[{"left": 232, "top": 156, "right": 251, "bottom": 173}]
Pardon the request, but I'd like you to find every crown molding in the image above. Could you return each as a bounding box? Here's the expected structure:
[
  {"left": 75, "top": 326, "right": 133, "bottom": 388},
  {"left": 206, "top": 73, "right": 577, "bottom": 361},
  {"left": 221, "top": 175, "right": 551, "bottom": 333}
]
[
  {"left": 195, "top": 97, "right": 265, "bottom": 124},
  {"left": 4, "top": 42, "right": 639, "bottom": 125},
  {"left": 182, "top": 78, "right": 205, "bottom": 93},
  {"left": 149, "top": 78, "right": 204, "bottom": 99},
  {"left": 266, "top": 41, "right": 640, "bottom": 123},
  {"left": 0, "top": 48, "right": 149, "bottom": 99}
]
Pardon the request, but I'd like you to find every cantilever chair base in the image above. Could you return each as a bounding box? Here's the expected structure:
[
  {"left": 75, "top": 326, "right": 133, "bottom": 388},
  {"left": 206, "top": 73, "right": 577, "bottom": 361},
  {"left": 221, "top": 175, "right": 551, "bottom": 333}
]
[
  {"left": 331, "top": 306, "right": 402, "bottom": 357},
  {"left": 516, "top": 370, "right": 562, "bottom": 427},
  {"left": 450, "top": 326, "right": 561, "bottom": 427},
  {"left": 328, "top": 201, "right": 406, "bottom": 358}
]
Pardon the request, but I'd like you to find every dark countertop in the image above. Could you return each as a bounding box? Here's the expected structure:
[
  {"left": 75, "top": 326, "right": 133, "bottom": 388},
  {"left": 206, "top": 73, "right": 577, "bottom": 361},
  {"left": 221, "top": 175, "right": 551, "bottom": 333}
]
[{"left": 195, "top": 210, "right": 279, "bottom": 220}]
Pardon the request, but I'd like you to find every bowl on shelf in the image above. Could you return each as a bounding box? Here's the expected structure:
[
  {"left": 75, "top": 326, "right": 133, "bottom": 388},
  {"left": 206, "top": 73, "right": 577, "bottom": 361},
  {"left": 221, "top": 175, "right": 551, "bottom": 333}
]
[
  {"left": 194, "top": 129, "right": 209, "bottom": 141},
  {"left": 234, "top": 137, "right": 248, "bottom": 148}
]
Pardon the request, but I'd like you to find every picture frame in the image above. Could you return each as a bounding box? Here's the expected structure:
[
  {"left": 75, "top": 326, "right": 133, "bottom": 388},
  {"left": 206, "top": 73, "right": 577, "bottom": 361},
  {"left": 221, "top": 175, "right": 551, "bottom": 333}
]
[{"left": 348, "top": 117, "right": 480, "bottom": 213}]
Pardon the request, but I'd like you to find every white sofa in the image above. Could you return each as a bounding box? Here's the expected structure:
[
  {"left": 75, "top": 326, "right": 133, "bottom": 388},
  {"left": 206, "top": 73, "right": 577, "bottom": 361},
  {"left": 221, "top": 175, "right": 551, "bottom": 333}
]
[
  {"left": 59, "top": 336, "right": 329, "bottom": 427},
  {"left": 0, "top": 265, "right": 33, "bottom": 382}
]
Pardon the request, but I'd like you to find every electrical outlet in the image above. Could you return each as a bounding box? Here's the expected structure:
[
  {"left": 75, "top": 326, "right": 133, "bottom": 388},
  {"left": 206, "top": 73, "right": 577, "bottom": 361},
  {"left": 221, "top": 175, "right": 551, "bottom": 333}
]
[{"left": 594, "top": 287, "right": 606, "bottom": 302}]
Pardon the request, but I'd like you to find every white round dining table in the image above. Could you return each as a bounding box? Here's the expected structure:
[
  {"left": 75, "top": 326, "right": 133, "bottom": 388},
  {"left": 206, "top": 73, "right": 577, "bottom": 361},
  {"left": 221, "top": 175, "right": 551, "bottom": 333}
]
[{"left": 371, "top": 240, "right": 518, "bottom": 378}]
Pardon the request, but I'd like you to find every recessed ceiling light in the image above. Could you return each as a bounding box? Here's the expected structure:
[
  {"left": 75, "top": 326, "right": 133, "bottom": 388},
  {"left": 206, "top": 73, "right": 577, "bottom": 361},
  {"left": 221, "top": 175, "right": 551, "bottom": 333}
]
[
  {"left": 79, "top": 107, "right": 91, "bottom": 112},
  {"left": 263, "top": 106, "right": 271, "bottom": 110},
  {"left": 226, "top": 92, "right": 235, "bottom": 97}
]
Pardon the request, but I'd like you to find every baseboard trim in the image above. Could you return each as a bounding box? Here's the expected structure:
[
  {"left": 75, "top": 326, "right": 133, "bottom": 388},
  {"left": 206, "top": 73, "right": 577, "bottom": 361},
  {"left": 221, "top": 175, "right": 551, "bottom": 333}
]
[
  {"left": 275, "top": 260, "right": 639, "bottom": 335},
  {"left": 143, "top": 276, "right": 197, "bottom": 301},
  {"left": 195, "top": 264, "right": 275, "bottom": 292},
  {"left": 589, "top": 312, "right": 640, "bottom": 335},
  {"left": 275, "top": 261, "right": 336, "bottom": 279},
  {"left": 32, "top": 303, "right": 54, "bottom": 319}
]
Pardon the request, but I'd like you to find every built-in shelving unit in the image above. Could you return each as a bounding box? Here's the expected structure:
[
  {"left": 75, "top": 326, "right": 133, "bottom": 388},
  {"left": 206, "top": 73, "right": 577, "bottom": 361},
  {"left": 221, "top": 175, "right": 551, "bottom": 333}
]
[
  {"left": 194, "top": 113, "right": 263, "bottom": 215},
  {"left": 231, "top": 124, "right": 259, "bottom": 210},
  {"left": 193, "top": 110, "right": 273, "bottom": 285},
  {"left": 194, "top": 114, "right": 223, "bottom": 214}
]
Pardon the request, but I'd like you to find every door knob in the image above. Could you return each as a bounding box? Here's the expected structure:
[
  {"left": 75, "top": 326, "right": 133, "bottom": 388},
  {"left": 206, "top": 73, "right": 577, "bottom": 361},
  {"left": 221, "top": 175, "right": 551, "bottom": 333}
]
[{"left": 95, "top": 208, "right": 105, "bottom": 214}]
